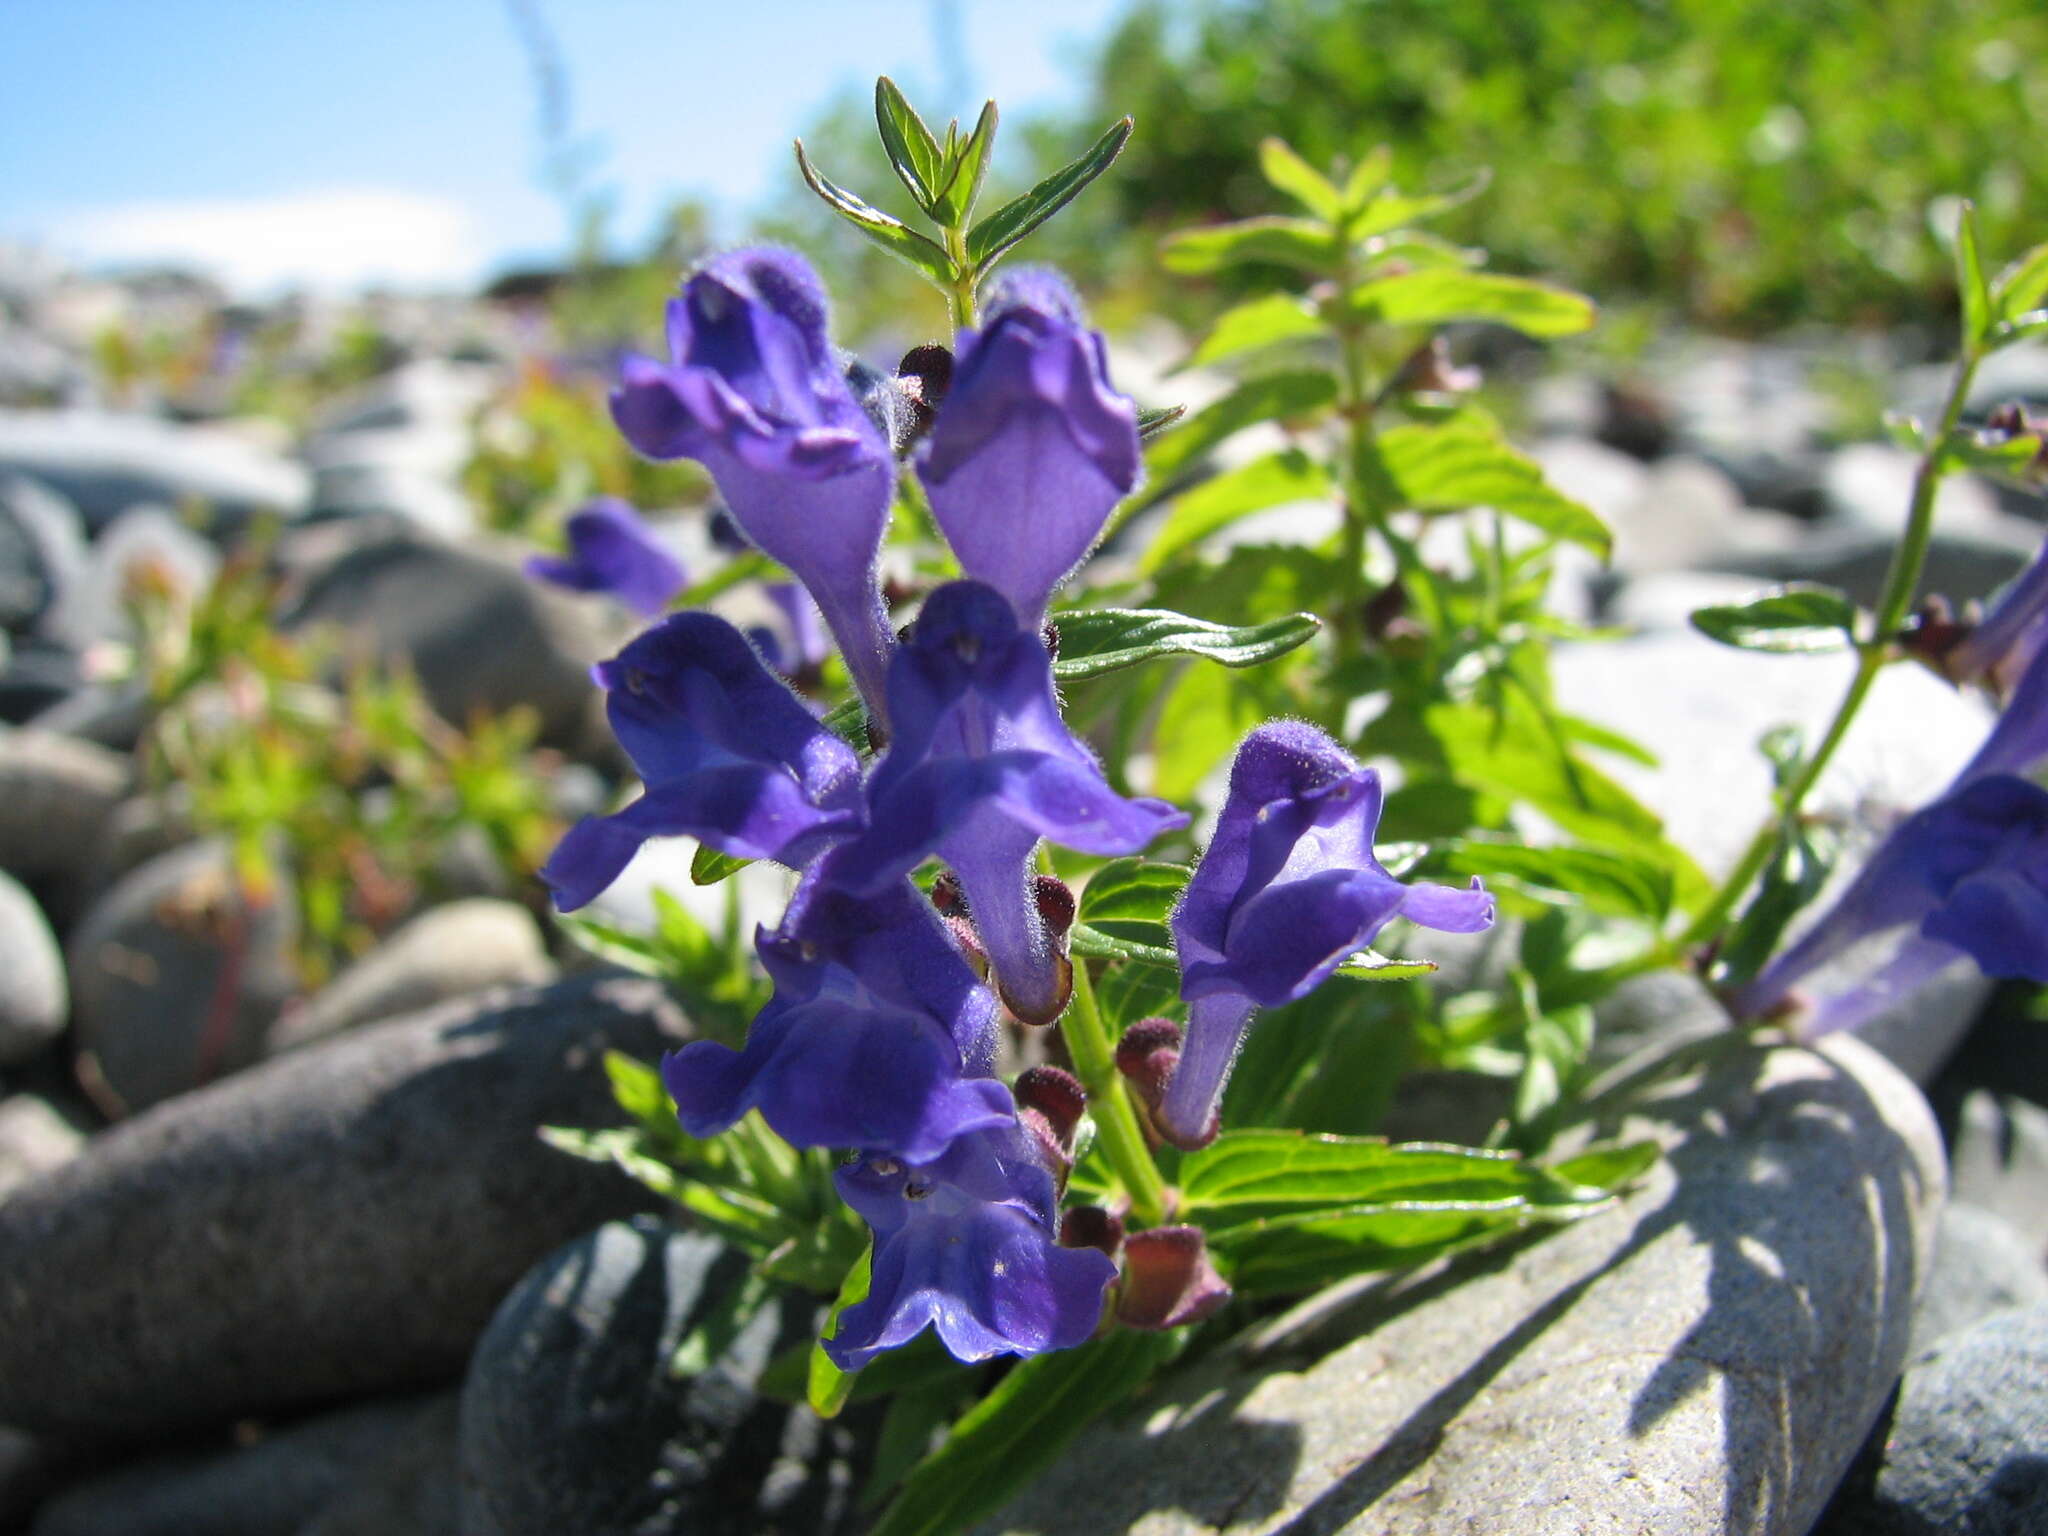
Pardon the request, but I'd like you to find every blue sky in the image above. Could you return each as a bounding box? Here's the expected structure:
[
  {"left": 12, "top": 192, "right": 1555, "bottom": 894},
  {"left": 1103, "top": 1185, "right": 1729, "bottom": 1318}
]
[{"left": 1, "top": 0, "right": 1132, "bottom": 293}]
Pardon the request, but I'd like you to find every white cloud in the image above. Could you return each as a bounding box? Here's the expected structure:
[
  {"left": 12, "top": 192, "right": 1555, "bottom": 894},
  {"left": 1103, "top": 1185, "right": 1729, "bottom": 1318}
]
[{"left": 48, "top": 188, "right": 485, "bottom": 296}]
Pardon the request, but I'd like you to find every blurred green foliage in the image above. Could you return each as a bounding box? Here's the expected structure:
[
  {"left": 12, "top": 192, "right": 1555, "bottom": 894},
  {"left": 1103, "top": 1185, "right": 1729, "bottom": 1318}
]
[{"left": 1034, "top": 0, "right": 2047, "bottom": 330}]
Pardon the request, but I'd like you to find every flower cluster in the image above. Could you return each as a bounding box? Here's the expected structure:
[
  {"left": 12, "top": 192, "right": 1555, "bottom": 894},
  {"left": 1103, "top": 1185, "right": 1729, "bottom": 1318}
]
[
  {"left": 542, "top": 246, "right": 1493, "bottom": 1368},
  {"left": 545, "top": 248, "right": 1169, "bottom": 1364}
]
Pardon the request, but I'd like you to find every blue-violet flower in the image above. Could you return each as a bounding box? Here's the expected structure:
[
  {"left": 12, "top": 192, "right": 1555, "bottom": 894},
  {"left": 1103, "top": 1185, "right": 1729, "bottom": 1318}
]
[
  {"left": 827, "top": 1120, "right": 1117, "bottom": 1369},
  {"left": 835, "top": 580, "right": 1188, "bottom": 1023},
  {"left": 522, "top": 497, "right": 686, "bottom": 618},
  {"left": 1161, "top": 721, "right": 1494, "bottom": 1148},
  {"left": 540, "top": 612, "right": 862, "bottom": 911},
  {"left": 663, "top": 874, "right": 1010, "bottom": 1161},
  {"left": 917, "top": 270, "right": 1141, "bottom": 631},
  {"left": 609, "top": 248, "right": 897, "bottom": 712}
]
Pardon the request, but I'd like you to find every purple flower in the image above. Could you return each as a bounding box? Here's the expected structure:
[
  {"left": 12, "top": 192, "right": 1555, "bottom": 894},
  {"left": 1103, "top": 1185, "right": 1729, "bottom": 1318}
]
[
  {"left": 827, "top": 1120, "right": 1116, "bottom": 1370},
  {"left": 539, "top": 613, "right": 863, "bottom": 911},
  {"left": 834, "top": 581, "right": 1187, "bottom": 1023},
  {"left": 522, "top": 498, "right": 686, "bottom": 618},
  {"left": 747, "top": 580, "right": 832, "bottom": 681},
  {"left": 663, "top": 876, "right": 1010, "bottom": 1161},
  {"left": 609, "top": 248, "right": 897, "bottom": 712},
  {"left": 917, "top": 270, "right": 1141, "bottom": 630},
  {"left": 1159, "top": 722, "right": 1494, "bottom": 1149},
  {"left": 1741, "top": 773, "right": 2048, "bottom": 1033}
]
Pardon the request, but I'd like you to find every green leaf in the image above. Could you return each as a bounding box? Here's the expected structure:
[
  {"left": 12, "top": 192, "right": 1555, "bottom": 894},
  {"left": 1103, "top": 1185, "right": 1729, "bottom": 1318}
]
[
  {"left": 1143, "top": 369, "right": 1338, "bottom": 482},
  {"left": 1344, "top": 269, "right": 1596, "bottom": 339},
  {"left": 793, "top": 141, "right": 955, "bottom": 287},
  {"left": 807, "top": 1247, "right": 872, "bottom": 1419},
  {"left": 1941, "top": 426, "right": 2044, "bottom": 481},
  {"left": 1141, "top": 449, "right": 1334, "bottom": 574},
  {"left": 1181, "top": 1130, "right": 1550, "bottom": 1215},
  {"left": 1549, "top": 1140, "right": 1660, "bottom": 1191},
  {"left": 602, "top": 1049, "right": 672, "bottom": 1127},
  {"left": 1050, "top": 608, "right": 1321, "bottom": 680},
  {"left": 556, "top": 911, "right": 662, "bottom": 974},
  {"left": 1994, "top": 241, "right": 2048, "bottom": 327},
  {"left": 966, "top": 116, "right": 1132, "bottom": 274},
  {"left": 1077, "top": 858, "right": 1189, "bottom": 953},
  {"left": 1330, "top": 952, "right": 1438, "bottom": 983},
  {"left": 1371, "top": 412, "right": 1610, "bottom": 557},
  {"left": 1432, "top": 839, "right": 1674, "bottom": 922},
  {"left": 1067, "top": 921, "right": 1178, "bottom": 969},
  {"left": 1349, "top": 169, "right": 1491, "bottom": 240},
  {"left": 1258, "top": 136, "right": 1344, "bottom": 222},
  {"left": 691, "top": 841, "right": 753, "bottom": 886},
  {"left": 873, "top": 77, "right": 944, "bottom": 209},
  {"left": 1689, "top": 583, "right": 1859, "bottom": 654},
  {"left": 1135, "top": 403, "right": 1187, "bottom": 444},
  {"left": 1160, "top": 216, "right": 1339, "bottom": 277},
  {"left": 819, "top": 694, "right": 869, "bottom": 750},
  {"left": 869, "top": 1331, "right": 1181, "bottom": 1536},
  {"left": 1954, "top": 199, "right": 1991, "bottom": 349},
  {"left": 930, "top": 98, "right": 999, "bottom": 226},
  {"left": 1339, "top": 145, "right": 1395, "bottom": 214},
  {"left": 1182, "top": 293, "right": 1323, "bottom": 370}
]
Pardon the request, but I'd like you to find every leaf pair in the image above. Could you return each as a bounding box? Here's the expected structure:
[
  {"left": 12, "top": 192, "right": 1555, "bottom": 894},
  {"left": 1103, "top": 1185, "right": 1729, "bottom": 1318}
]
[
  {"left": 798, "top": 75, "right": 1132, "bottom": 301},
  {"left": 1952, "top": 200, "right": 2048, "bottom": 353}
]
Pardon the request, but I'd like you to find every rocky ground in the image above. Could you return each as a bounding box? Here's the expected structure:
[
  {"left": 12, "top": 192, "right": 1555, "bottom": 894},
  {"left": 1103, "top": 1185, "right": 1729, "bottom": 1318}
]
[{"left": 0, "top": 251, "right": 2044, "bottom": 1532}]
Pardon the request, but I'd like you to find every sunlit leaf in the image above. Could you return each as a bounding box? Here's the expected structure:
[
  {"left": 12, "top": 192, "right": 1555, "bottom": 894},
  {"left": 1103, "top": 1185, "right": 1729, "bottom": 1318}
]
[
  {"left": 1182, "top": 293, "right": 1324, "bottom": 370},
  {"left": 794, "top": 141, "right": 954, "bottom": 287},
  {"left": 1143, "top": 369, "right": 1337, "bottom": 482},
  {"left": 966, "top": 116, "right": 1132, "bottom": 273},
  {"left": 874, "top": 76, "right": 944, "bottom": 208},
  {"left": 1051, "top": 608, "right": 1321, "bottom": 680},
  {"left": 1258, "top": 136, "right": 1345, "bottom": 222},
  {"left": 1344, "top": 269, "right": 1595, "bottom": 338},
  {"left": 1689, "top": 584, "right": 1859, "bottom": 654},
  {"left": 1141, "top": 449, "right": 1334, "bottom": 573},
  {"left": 1160, "top": 216, "right": 1339, "bottom": 276}
]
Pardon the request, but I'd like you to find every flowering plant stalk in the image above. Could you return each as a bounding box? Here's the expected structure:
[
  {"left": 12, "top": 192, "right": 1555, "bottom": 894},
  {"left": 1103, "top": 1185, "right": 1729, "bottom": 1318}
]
[{"left": 535, "top": 78, "right": 2048, "bottom": 1536}]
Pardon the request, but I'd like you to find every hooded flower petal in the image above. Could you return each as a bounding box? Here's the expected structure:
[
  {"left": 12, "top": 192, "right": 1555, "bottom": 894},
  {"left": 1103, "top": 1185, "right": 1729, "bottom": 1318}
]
[
  {"left": 917, "top": 270, "right": 1141, "bottom": 628},
  {"left": 1743, "top": 771, "right": 2048, "bottom": 1025},
  {"left": 662, "top": 875, "right": 1008, "bottom": 1158},
  {"left": 826, "top": 1122, "right": 1116, "bottom": 1370},
  {"left": 522, "top": 498, "right": 686, "bottom": 617},
  {"left": 835, "top": 581, "right": 1187, "bottom": 1022},
  {"left": 1158, "top": 721, "right": 1493, "bottom": 1149},
  {"left": 539, "top": 613, "right": 862, "bottom": 911},
  {"left": 609, "top": 248, "right": 896, "bottom": 711},
  {"left": 1946, "top": 537, "right": 2048, "bottom": 691}
]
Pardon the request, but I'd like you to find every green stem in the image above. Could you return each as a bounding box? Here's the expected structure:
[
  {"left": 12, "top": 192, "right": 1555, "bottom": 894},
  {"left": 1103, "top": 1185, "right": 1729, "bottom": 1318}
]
[
  {"left": 1060, "top": 950, "right": 1171, "bottom": 1228},
  {"left": 1667, "top": 344, "right": 1983, "bottom": 961},
  {"left": 943, "top": 224, "right": 976, "bottom": 331},
  {"left": 1331, "top": 318, "right": 1376, "bottom": 666}
]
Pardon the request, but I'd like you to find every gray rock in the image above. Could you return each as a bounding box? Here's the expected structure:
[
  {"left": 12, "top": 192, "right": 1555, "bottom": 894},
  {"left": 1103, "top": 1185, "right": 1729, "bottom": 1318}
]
[
  {"left": 0, "top": 974, "right": 691, "bottom": 1437},
  {"left": 1822, "top": 442, "right": 2008, "bottom": 539},
  {"left": 1550, "top": 627, "right": 1992, "bottom": 880},
  {"left": 0, "top": 729, "right": 127, "bottom": 886},
  {"left": 65, "top": 840, "right": 300, "bottom": 1114},
  {"left": 1950, "top": 1091, "right": 2048, "bottom": 1262},
  {"left": 298, "top": 1395, "right": 461, "bottom": 1536},
  {"left": 0, "top": 1096, "right": 87, "bottom": 1204},
  {"left": 0, "top": 409, "right": 309, "bottom": 534},
  {"left": 459, "top": 1217, "right": 856, "bottom": 1536},
  {"left": 1911, "top": 1203, "right": 2048, "bottom": 1354},
  {"left": 0, "top": 870, "right": 65, "bottom": 1065},
  {"left": 1821, "top": 1305, "right": 2048, "bottom": 1536},
  {"left": 75, "top": 791, "right": 197, "bottom": 913},
  {"left": 0, "top": 640, "right": 85, "bottom": 727},
  {"left": 0, "top": 475, "right": 89, "bottom": 645},
  {"left": 28, "top": 1393, "right": 453, "bottom": 1536},
  {"left": 267, "top": 899, "right": 556, "bottom": 1055},
  {"left": 279, "top": 537, "right": 608, "bottom": 751},
  {"left": 68, "top": 505, "right": 218, "bottom": 646},
  {"left": 986, "top": 1033, "right": 1943, "bottom": 1536},
  {"left": 1719, "top": 521, "right": 2037, "bottom": 610}
]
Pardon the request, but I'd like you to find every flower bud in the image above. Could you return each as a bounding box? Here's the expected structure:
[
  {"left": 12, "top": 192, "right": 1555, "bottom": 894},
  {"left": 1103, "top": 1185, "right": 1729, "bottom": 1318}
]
[
  {"left": 1115, "top": 1226, "right": 1232, "bottom": 1331},
  {"left": 1114, "top": 1018, "right": 1182, "bottom": 1117},
  {"left": 1059, "top": 1205, "right": 1125, "bottom": 1258},
  {"left": 1015, "top": 1064, "right": 1086, "bottom": 1192}
]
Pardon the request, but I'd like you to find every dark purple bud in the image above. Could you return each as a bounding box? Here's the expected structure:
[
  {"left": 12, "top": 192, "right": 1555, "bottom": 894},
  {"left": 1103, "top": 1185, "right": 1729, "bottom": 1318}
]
[
  {"left": 896, "top": 342, "right": 954, "bottom": 443},
  {"left": 1015, "top": 1065, "right": 1086, "bottom": 1153},
  {"left": 1115, "top": 1226, "right": 1232, "bottom": 1331},
  {"left": 1033, "top": 876, "right": 1077, "bottom": 938},
  {"left": 1059, "top": 1205, "right": 1125, "bottom": 1258},
  {"left": 1114, "top": 1018, "right": 1182, "bottom": 1119}
]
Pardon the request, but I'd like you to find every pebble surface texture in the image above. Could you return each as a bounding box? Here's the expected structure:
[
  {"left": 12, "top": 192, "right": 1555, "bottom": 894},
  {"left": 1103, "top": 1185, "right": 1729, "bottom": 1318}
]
[
  {"left": 458, "top": 1218, "right": 858, "bottom": 1536},
  {"left": 0, "top": 868, "right": 66, "bottom": 1065},
  {"left": 0, "top": 975, "right": 692, "bottom": 1438},
  {"left": 983, "top": 1034, "right": 1944, "bottom": 1536}
]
